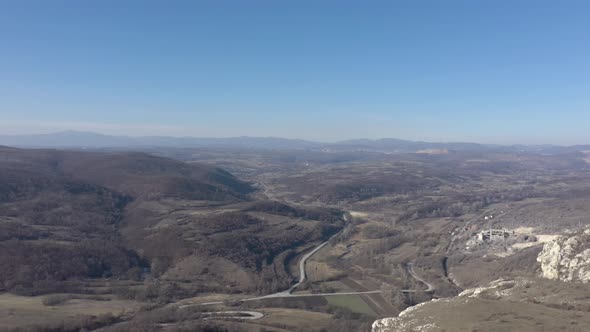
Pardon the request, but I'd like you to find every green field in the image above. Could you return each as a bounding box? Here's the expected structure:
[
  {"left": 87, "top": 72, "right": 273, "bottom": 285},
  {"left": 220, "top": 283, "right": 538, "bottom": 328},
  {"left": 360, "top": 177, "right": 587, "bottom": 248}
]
[{"left": 325, "top": 295, "right": 377, "bottom": 316}]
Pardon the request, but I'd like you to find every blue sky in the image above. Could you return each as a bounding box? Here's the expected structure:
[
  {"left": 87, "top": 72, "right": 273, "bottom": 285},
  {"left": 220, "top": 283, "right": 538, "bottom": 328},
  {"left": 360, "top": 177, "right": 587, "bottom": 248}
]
[{"left": 1, "top": 1, "right": 589, "bottom": 144}]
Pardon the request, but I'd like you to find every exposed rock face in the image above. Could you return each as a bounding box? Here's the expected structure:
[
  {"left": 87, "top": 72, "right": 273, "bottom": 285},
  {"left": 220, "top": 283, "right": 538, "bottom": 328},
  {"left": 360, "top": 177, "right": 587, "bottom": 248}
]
[
  {"left": 371, "top": 278, "right": 590, "bottom": 332},
  {"left": 371, "top": 279, "right": 528, "bottom": 332},
  {"left": 537, "top": 227, "right": 590, "bottom": 283},
  {"left": 372, "top": 298, "right": 446, "bottom": 332}
]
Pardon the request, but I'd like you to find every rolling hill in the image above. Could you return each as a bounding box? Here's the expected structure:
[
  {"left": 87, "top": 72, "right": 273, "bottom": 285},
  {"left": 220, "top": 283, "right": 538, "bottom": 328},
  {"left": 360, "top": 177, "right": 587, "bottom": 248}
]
[{"left": 0, "top": 146, "right": 343, "bottom": 296}]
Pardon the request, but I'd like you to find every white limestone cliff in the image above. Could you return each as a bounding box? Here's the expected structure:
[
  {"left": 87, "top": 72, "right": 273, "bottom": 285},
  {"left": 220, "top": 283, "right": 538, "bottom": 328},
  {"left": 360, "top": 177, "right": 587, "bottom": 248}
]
[{"left": 537, "top": 227, "right": 590, "bottom": 283}]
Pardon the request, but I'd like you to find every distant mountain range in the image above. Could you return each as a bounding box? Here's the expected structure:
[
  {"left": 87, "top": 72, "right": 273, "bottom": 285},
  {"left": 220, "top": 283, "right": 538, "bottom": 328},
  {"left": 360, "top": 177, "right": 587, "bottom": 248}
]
[
  {"left": 0, "top": 131, "right": 320, "bottom": 150},
  {"left": 0, "top": 131, "right": 588, "bottom": 154}
]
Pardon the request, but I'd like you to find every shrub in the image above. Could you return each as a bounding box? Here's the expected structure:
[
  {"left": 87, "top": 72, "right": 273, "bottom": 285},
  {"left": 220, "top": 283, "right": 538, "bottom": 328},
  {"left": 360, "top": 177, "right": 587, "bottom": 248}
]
[{"left": 42, "top": 294, "right": 71, "bottom": 306}]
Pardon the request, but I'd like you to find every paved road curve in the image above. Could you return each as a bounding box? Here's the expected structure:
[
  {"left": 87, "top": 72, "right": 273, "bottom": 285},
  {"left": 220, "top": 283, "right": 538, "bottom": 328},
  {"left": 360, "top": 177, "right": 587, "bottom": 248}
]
[
  {"left": 406, "top": 262, "right": 435, "bottom": 293},
  {"left": 177, "top": 212, "right": 385, "bottom": 309},
  {"left": 203, "top": 311, "right": 264, "bottom": 320},
  {"left": 158, "top": 311, "right": 265, "bottom": 327}
]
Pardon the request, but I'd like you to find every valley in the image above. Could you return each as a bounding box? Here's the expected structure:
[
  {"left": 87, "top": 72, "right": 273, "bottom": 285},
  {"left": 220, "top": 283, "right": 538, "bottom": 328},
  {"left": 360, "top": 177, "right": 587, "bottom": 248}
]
[
  {"left": 1, "top": 144, "right": 590, "bottom": 331},
  {"left": 3, "top": 1, "right": 590, "bottom": 330}
]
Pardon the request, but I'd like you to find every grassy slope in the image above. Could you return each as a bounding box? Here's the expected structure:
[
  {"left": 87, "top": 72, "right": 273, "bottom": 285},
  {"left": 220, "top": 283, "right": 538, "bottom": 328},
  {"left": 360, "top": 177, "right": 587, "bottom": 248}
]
[{"left": 326, "top": 295, "right": 377, "bottom": 316}]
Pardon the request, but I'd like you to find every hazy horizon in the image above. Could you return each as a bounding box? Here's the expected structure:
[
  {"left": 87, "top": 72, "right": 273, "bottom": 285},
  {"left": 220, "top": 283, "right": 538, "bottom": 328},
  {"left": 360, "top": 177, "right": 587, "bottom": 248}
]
[
  {"left": 2, "top": 1, "right": 590, "bottom": 145},
  {"left": 1, "top": 127, "right": 590, "bottom": 147}
]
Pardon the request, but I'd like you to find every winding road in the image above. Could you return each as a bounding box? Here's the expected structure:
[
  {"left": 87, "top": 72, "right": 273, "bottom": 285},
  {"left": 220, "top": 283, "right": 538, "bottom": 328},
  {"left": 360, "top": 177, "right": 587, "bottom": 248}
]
[
  {"left": 159, "top": 311, "right": 265, "bottom": 326},
  {"left": 179, "top": 218, "right": 383, "bottom": 311},
  {"left": 406, "top": 262, "right": 435, "bottom": 293},
  {"left": 203, "top": 311, "right": 264, "bottom": 320},
  {"left": 290, "top": 239, "right": 330, "bottom": 292}
]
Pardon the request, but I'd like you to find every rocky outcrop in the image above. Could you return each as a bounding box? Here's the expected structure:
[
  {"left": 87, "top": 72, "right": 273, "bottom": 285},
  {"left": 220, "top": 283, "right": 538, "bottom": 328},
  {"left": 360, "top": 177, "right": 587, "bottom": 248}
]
[
  {"left": 371, "top": 279, "right": 528, "bottom": 332},
  {"left": 537, "top": 227, "right": 590, "bottom": 283},
  {"left": 372, "top": 299, "right": 446, "bottom": 332},
  {"left": 371, "top": 277, "right": 590, "bottom": 332}
]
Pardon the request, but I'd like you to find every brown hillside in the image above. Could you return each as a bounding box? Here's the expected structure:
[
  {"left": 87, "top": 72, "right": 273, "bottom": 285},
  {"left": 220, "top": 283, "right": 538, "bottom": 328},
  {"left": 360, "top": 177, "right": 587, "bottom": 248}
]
[
  {"left": 0, "top": 147, "right": 342, "bottom": 297},
  {"left": 0, "top": 147, "right": 252, "bottom": 293}
]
